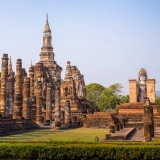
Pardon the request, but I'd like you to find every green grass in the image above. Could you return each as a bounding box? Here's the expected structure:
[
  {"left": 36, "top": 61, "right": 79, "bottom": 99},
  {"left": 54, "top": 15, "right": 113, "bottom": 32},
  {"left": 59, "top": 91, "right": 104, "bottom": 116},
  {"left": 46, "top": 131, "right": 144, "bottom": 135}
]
[{"left": 0, "top": 128, "right": 109, "bottom": 142}]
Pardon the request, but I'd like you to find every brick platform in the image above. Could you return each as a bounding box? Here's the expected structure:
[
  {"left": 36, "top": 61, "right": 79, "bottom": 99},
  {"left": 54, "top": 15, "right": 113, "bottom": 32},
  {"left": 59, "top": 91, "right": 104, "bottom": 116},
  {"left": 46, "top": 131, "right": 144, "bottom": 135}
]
[
  {"left": 83, "top": 112, "right": 118, "bottom": 128},
  {"left": 0, "top": 117, "right": 39, "bottom": 136}
]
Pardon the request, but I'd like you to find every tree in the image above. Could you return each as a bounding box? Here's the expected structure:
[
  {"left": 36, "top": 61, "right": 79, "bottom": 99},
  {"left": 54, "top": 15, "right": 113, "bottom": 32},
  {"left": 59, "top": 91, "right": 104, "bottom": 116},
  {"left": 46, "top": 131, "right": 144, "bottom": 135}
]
[
  {"left": 98, "top": 84, "right": 121, "bottom": 111},
  {"left": 120, "top": 95, "right": 129, "bottom": 104},
  {"left": 85, "top": 83, "right": 105, "bottom": 111},
  {"left": 99, "top": 83, "right": 129, "bottom": 111},
  {"left": 86, "top": 83, "right": 129, "bottom": 112}
]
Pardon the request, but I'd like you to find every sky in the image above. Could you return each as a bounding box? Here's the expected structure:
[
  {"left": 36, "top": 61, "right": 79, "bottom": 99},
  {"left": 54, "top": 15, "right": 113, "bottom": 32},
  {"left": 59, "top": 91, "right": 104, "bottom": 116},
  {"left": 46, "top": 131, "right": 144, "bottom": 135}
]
[{"left": 1, "top": 0, "right": 160, "bottom": 94}]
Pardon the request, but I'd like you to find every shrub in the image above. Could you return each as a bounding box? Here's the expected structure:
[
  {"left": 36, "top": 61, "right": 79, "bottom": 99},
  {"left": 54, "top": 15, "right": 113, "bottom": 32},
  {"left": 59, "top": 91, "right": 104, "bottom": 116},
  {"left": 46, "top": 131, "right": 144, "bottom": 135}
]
[{"left": 0, "top": 141, "right": 160, "bottom": 159}]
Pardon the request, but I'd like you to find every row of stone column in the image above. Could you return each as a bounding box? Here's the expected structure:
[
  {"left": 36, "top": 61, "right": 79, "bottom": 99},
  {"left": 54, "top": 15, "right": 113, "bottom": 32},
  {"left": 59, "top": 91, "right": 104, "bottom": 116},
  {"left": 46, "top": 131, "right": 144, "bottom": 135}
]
[
  {"left": 0, "top": 54, "right": 70, "bottom": 128},
  {"left": 0, "top": 55, "right": 32, "bottom": 121}
]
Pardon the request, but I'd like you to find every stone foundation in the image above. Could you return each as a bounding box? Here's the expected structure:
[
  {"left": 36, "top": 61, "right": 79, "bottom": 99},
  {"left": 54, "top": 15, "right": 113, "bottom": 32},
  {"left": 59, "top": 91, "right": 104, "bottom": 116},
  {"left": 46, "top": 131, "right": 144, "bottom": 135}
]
[
  {"left": 0, "top": 117, "right": 39, "bottom": 136},
  {"left": 118, "top": 102, "right": 158, "bottom": 122},
  {"left": 83, "top": 112, "right": 118, "bottom": 128}
]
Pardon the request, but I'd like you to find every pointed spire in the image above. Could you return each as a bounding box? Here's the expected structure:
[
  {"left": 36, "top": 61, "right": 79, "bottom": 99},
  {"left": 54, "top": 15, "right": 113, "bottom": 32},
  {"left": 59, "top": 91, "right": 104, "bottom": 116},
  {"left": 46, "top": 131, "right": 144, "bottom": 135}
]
[
  {"left": 43, "top": 13, "right": 51, "bottom": 33},
  {"left": 8, "top": 56, "right": 13, "bottom": 72},
  {"left": 46, "top": 13, "right": 48, "bottom": 24}
]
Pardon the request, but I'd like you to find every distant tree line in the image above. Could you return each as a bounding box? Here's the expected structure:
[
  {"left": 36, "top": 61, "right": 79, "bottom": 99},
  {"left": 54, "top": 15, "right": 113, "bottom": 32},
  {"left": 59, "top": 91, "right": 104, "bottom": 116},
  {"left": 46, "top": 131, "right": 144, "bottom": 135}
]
[{"left": 85, "top": 83, "right": 129, "bottom": 112}]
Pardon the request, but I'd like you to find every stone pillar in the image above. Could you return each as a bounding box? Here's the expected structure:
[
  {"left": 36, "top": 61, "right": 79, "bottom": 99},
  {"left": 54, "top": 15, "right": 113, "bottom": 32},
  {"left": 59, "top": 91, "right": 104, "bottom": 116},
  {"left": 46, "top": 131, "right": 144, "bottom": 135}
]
[
  {"left": 13, "top": 59, "right": 23, "bottom": 120},
  {"left": 34, "top": 62, "right": 44, "bottom": 124},
  {"left": 64, "top": 101, "right": 70, "bottom": 124},
  {"left": 6, "top": 56, "right": 15, "bottom": 116},
  {"left": 45, "top": 83, "right": 52, "bottom": 125},
  {"left": 6, "top": 71, "right": 15, "bottom": 116},
  {"left": 29, "top": 65, "right": 34, "bottom": 97},
  {"left": 129, "top": 79, "right": 137, "bottom": 103},
  {"left": 55, "top": 86, "right": 61, "bottom": 129},
  {"left": 29, "top": 65, "right": 35, "bottom": 120},
  {"left": 144, "top": 98, "right": 154, "bottom": 141},
  {"left": 0, "top": 54, "right": 9, "bottom": 116},
  {"left": 146, "top": 79, "right": 155, "bottom": 103},
  {"left": 22, "top": 68, "right": 27, "bottom": 83},
  {"left": 22, "top": 77, "right": 30, "bottom": 119},
  {"left": 35, "top": 82, "right": 43, "bottom": 125}
]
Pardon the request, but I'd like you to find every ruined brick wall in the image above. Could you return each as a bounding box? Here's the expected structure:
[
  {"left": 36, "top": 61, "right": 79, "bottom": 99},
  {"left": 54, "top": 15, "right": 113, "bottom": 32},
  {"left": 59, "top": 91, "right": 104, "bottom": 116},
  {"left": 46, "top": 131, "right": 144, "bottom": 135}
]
[
  {"left": 129, "top": 79, "right": 137, "bottom": 103},
  {"left": 146, "top": 79, "right": 155, "bottom": 103}
]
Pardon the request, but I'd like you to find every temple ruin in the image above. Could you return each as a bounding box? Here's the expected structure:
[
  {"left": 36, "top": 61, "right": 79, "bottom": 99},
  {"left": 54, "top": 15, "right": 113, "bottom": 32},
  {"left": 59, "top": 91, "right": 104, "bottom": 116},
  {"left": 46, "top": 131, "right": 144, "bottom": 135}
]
[
  {"left": 83, "top": 68, "right": 160, "bottom": 141},
  {"left": 1, "top": 15, "right": 160, "bottom": 141},
  {"left": 118, "top": 68, "right": 159, "bottom": 127},
  {"left": 0, "top": 15, "right": 89, "bottom": 133}
]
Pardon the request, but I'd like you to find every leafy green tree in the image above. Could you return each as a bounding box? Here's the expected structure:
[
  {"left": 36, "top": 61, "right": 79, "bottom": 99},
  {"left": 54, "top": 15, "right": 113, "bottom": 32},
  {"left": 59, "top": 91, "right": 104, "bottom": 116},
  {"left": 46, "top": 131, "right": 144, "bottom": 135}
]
[
  {"left": 86, "top": 83, "right": 129, "bottom": 112},
  {"left": 99, "top": 83, "right": 129, "bottom": 111},
  {"left": 108, "top": 83, "right": 123, "bottom": 96},
  {"left": 120, "top": 95, "right": 129, "bottom": 104},
  {"left": 85, "top": 83, "right": 105, "bottom": 111},
  {"left": 98, "top": 84, "right": 122, "bottom": 111}
]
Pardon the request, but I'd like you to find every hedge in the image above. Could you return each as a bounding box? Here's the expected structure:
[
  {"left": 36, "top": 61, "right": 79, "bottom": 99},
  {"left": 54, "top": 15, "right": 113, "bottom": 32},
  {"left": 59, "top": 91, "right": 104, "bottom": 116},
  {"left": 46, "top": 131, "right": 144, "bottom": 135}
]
[{"left": 0, "top": 141, "right": 160, "bottom": 159}]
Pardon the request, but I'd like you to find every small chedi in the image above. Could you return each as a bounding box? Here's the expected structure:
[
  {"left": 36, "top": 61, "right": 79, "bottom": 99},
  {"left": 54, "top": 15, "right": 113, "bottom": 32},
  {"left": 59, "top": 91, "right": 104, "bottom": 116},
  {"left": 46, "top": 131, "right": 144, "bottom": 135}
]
[
  {"left": 60, "top": 61, "right": 88, "bottom": 122},
  {"left": 0, "top": 15, "right": 89, "bottom": 134}
]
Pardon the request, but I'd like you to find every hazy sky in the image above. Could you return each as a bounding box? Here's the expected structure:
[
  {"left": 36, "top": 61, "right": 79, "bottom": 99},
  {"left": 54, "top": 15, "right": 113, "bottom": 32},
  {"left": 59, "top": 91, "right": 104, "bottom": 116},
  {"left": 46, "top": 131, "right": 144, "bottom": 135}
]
[{"left": 1, "top": 0, "right": 160, "bottom": 94}]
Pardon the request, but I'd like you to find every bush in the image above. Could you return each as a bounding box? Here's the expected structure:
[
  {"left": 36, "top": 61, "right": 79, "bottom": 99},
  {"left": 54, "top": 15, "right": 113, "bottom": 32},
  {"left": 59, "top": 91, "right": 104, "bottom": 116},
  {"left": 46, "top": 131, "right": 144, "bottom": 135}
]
[{"left": 0, "top": 141, "right": 160, "bottom": 159}]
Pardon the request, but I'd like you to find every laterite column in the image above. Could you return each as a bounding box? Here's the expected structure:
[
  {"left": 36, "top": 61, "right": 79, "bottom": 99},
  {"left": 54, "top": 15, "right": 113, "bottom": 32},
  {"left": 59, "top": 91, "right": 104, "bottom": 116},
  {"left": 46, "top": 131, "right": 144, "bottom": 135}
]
[
  {"left": 29, "top": 65, "right": 36, "bottom": 120},
  {"left": 0, "top": 54, "right": 8, "bottom": 116},
  {"left": 6, "top": 57, "right": 15, "bottom": 116},
  {"left": 45, "top": 83, "right": 52, "bottom": 125},
  {"left": 13, "top": 59, "right": 23, "bottom": 120},
  {"left": 55, "top": 86, "right": 61, "bottom": 129},
  {"left": 34, "top": 63, "right": 44, "bottom": 125},
  {"left": 22, "top": 77, "right": 30, "bottom": 119},
  {"left": 35, "top": 82, "right": 43, "bottom": 124},
  {"left": 144, "top": 98, "right": 154, "bottom": 141}
]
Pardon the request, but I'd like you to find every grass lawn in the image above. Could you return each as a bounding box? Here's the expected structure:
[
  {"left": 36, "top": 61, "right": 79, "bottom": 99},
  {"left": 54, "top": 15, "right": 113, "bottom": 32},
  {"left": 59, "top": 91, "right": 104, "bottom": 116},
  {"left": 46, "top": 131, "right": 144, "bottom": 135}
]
[{"left": 0, "top": 128, "right": 109, "bottom": 142}]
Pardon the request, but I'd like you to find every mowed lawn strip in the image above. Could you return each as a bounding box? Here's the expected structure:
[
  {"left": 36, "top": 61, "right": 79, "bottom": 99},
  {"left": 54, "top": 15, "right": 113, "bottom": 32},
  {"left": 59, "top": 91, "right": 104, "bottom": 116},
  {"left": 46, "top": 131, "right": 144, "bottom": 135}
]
[{"left": 0, "top": 128, "right": 109, "bottom": 141}]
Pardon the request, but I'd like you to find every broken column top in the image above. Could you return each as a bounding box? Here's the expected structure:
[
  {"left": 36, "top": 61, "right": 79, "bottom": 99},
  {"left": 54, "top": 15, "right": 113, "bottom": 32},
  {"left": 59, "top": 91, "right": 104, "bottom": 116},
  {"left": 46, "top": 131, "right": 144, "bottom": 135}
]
[
  {"left": 17, "top": 59, "right": 22, "bottom": 63},
  {"left": 2, "top": 54, "right": 8, "bottom": 58}
]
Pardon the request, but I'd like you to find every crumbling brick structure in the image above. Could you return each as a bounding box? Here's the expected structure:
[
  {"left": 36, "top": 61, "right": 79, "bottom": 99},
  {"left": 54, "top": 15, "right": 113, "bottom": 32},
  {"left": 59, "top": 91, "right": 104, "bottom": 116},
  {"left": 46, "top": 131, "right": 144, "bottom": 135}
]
[
  {"left": 60, "top": 61, "right": 89, "bottom": 122},
  {"left": 0, "top": 14, "right": 88, "bottom": 130}
]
